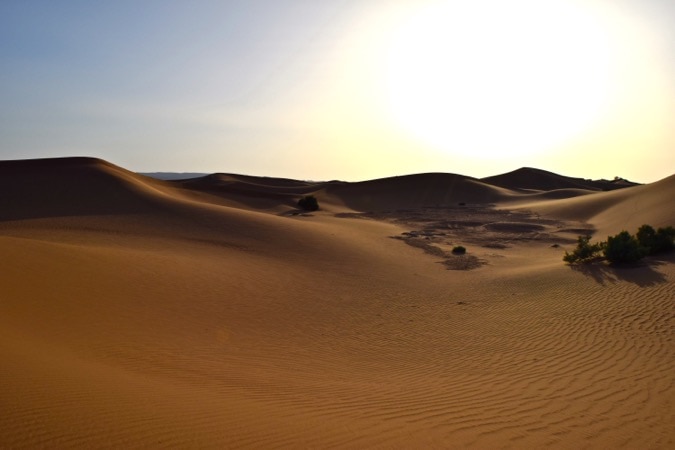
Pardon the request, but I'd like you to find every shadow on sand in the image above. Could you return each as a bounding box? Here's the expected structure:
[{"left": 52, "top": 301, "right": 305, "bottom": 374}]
[{"left": 570, "top": 254, "right": 673, "bottom": 287}]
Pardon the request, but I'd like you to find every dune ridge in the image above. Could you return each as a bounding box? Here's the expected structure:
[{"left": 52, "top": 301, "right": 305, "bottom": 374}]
[
  {"left": 481, "top": 167, "right": 639, "bottom": 192},
  {"left": 510, "top": 173, "right": 675, "bottom": 236},
  {"left": 0, "top": 157, "right": 673, "bottom": 448}
]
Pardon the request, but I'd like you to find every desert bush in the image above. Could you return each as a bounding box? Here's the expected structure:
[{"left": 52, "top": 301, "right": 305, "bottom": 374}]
[
  {"left": 563, "top": 235, "right": 604, "bottom": 263},
  {"left": 452, "top": 245, "right": 466, "bottom": 254},
  {"left": 655, "top": 226, "right": 675, "bottom": 252},
  {"left": 297, "top": 195, "right": 319, "bottom": 211},
  {"left": 603, "top": 230, "right": 646, "bottom": 264},
  {"left": 565, "top": 224, "right": 673, "bottom": 265},
  {"left": 637, "top": 224, "right": 675, "bottom": 254},
  {"left": 636, "top": 224, "right": 656, "bottom": 251}
]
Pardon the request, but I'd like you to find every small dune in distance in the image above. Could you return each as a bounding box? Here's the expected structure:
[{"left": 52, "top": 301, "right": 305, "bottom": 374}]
[{"left": 1, "top": 156, "right": 673, "bottom": 448}]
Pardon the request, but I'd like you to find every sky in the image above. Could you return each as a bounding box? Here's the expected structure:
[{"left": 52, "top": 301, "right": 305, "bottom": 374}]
[{"left": 1, "top": 0, "right": 673, "bottom": 182}]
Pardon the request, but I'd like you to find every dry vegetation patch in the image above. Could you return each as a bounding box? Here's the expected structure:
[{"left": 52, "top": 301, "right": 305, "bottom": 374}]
[{"left": 338, "top": 205, "right": 591, "bottom": 270}]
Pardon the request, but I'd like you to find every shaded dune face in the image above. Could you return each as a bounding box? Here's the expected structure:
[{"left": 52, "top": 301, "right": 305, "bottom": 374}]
[
  {"left": 325, "top": 173, "right": 515, "bottom": 211},
  {"left": 481, "top": 167, "right": 639, "bottom": 192},
  {"left": 511, "top": 174, "right": 675, "bottom": 235},
  {"left": 0, "top": 157, "right": 673, "bottom": 448},
  {"left": 0, "top": 158, "right": 351, "bottom": 262},
  {"left": 0, "top": 157, "right": 162, "bottom": 221},
  {"left": 176, "top": 173, "right": 328, "bottom": 210}
]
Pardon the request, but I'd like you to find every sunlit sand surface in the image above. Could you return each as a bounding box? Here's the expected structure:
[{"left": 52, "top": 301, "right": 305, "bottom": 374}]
[{"left": 1, "top": 158, "right": 673, "bottom": 448}]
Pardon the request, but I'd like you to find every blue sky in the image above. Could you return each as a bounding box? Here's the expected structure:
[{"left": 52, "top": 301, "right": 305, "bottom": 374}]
[{"left": 1, "top": 0, "right": 673, "bottom": 182}]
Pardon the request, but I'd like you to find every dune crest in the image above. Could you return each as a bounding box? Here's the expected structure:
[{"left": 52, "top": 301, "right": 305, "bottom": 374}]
[{"left": 482, "top": 166, "right": 639, "bottom": 192}]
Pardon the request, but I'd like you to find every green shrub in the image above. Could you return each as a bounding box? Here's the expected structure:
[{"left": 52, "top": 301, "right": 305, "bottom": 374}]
[
  {"left": 297, "top": 195, "right": 319, "bottom": 211},
  {"left": 655, "top": 226, "right": 675, "bottom": 252},
  {"left": 565, "top": 224, "right": 674, "bottom": 266},
  {"left": 563, "top": 235, "right": 604, "bottom": 263},
  {"left": 637, "top": 224, "right": 675, "bottom": 254},
  {"left": 636, "top": 224, "right": 657, "bottom": 251},
  {"left": 603, "top": 230, "right": 646, "bottom": 264},
  {"left": 451, "top": 245, "right": 466, "bottom": 254}
]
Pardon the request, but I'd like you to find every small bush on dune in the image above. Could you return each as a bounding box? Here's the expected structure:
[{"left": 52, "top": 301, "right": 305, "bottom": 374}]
[
  {"left": 636, "top": 225, "right": 657, "bottom": 251},
  {"left": 563, "top": 235, "right": 604, "bottom": 264},
  {"left": 564, "top": 224, "right": 674, "bottom": 265},
  {"left": 655, "top": 226, "right": 675, "bottom": 252},
  {"left": 603, "top": 230, "right": 646, "bottom": 264},
  {"left": 637, "top": 224, "right": 675, "bottom": 254},
  {"left": 452, "top": 245, "right": 466, "bottom": 254},
  {"left": 297, "top": 195, "right": 319, "bottom": 211}
]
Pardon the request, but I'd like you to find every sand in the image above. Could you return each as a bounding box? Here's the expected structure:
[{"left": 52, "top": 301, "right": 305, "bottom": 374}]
[{"left": 0, "top": 157, "right": 673, "bottom": 448}]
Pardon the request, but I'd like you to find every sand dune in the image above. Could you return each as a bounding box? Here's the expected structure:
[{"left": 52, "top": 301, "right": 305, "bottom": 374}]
[
  {"left": 482, "top": 167, "right": 638, "bottom": 192},
  {"left": 1, "top": 157, "right": 673, "bottom": 448},
  {"left": 512, "top": 173, "right": 675, "bottom": 236},
  {"left": 324, "top": 173, "right": 516, "bottom": 211},
  {"left": 175, "top": 173, "right": 329, "bottom": 212}
]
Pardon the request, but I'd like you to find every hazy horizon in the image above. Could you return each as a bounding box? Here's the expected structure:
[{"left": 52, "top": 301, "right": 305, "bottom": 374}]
[
  {"left": 135, "top": 166, "right": 654, "bottom": 184},
  {"left": 1, "top": 0, "right": 673, "bottom": 183}
]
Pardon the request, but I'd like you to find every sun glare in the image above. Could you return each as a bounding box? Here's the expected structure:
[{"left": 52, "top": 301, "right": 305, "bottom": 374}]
[{"left": 384, "top": 0, "right": 614, "bottom": 160}]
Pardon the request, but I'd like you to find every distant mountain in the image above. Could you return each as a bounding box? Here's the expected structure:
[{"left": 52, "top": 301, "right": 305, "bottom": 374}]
[{"left": 481, "top": 167, "right": 639, "bottom": 192}]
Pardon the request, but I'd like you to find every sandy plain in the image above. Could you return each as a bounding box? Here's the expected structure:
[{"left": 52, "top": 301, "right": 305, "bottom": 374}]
[{"left": 0, "top": 157, "right": 673, "bottom": 448}]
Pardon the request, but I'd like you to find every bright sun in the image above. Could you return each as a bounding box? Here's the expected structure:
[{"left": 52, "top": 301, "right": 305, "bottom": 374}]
[{"left": 384, "top": 0, "right": 615, "bottom": 159}]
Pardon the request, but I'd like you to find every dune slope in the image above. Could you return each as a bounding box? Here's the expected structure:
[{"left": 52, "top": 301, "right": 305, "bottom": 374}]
[
  {"left": 482, "top": 167, "right": 638, "bottom": 192},
  {"left": 325, "top": 173, "right": 516, "bottom": 211},
  {"left": 0, "top": 158, "right": 673, "bottom": 448},
  {"left": 512, "top": 173, "right": 675, "bottom": 236}
]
